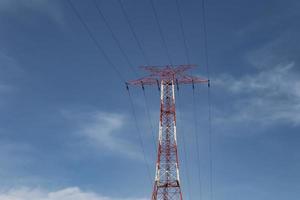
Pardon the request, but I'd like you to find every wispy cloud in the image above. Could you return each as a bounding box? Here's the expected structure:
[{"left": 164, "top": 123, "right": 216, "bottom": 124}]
[
  {"left": 0, "top": 187, "right": 146, "bottom": 200},
  {"left": 215, "top": 62, "right": 300, "bottom": 127},
  {"left": 244, "top": 32, "right": 296, "bottom": 69},
  {"left": 0, "top": 140, "right": 43, "bottom": 186},
  {"left": 0, "top": 0, "right": 64, "bottom": 25},
  {"left": 62, "top": 110, "right": 143, "bottom": 159},
  {"left": 213, "top": 29, "right": 300, "bottom": 131}
]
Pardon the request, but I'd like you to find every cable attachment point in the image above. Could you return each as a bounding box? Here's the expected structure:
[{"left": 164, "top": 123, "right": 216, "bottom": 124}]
[
  {"left": 192, "top": 79, "right": 195, "bottom": 90},
  {"left": 176, "top": 79, "right": 179, "bottom": 91},
  {"left": 141, "top": 81, "right": 145, "bottom": 90},
  {"left": 156, "top": 79, "right": 160, "bottom": 91}
]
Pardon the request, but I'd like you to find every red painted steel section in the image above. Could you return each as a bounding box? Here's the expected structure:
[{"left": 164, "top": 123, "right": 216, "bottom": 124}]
[{"left": 127, "top": 65, "right": 208, "bottom": 200}]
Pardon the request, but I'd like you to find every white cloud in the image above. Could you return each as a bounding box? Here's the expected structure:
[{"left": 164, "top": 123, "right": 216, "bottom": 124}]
[
  {"left": 213, "top": 29, "right": 300, "bottom": 130},
  {"left": 245, "top": 34, "right": 292, "bottom": 69},
  {"left": 0, "top": 0, "right": 64, "bottom": 25},
  {"left": 62, "top": 110, "right": 143, "bottom": 159},
  {"left": 0, "top": 187, "right": 146, "bottom": 200},
  {"left": 215, "top": 62, "right": 300, "bottom": 127}
]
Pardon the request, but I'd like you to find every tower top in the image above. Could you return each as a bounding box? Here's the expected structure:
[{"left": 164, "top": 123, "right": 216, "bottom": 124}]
[{"left": 127, "top": 64, "right": 208, "bottom": 86}]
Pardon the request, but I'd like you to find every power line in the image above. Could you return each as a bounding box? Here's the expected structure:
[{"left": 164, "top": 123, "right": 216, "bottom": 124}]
[
  {"left": 67, "top": 0, "right": 125, "bottom": 82},
  {"left": 69, "top": 0, "right": 152, "bottom": 186},
  {"left": 176, "top": 90, "right": 192, "bottom": 200},
  {"left": 174, "top": 8, "right": 204, "bottom": 198},
  {"left": 192, "top": 87, "right": 203, "bottom": 200},
  {"left": 117, "top": 0, "right": 150, "bottom": 65},
  {"left": 173, "top": 0, "right": 204, "bottom": 196},
  {"left": 114, "top": 0, "right": 156, "bottom": 154},
  {"left": 93, "top": 0, "right": 137, "bottom": 76},
  {"left": 175, "top": 0, "right": 190, "bottom": 64},
  {"left": 201, "top": 0, "right": 214, "bottom": 200},
  {"left": 142, "top": 89, "right": 157, "bottom": 154},
  {"left": 148, "top": 0, "right": 173, "bottom": 65},
  {"left": 202, "top": 0, "right": 210, "bottom": 77},
  {"left": 174, "top": 3, "right": 204, "bottom": 196},
  {"left": 207, "top": 78, "right": 213, "bottom": 200},
  {"left": 127, "top": 87, "right": 153, "bottom": 186}
]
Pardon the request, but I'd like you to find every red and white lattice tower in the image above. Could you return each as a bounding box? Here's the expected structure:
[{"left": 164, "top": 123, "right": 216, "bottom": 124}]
[{"left": 127, "top": 65, "right": 208, "bottom": 200}]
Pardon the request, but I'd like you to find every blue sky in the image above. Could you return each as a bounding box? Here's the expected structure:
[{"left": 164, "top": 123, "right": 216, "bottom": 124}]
[{"left": 0, "top": 0, "right": 299, "bottom": 199}]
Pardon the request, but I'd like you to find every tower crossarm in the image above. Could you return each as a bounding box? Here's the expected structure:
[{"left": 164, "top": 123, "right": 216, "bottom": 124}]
[{"left": 126, "top": 65, "right": 208, "bottom": 87}]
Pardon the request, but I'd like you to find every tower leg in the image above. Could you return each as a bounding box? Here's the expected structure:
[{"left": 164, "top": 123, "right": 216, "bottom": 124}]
[{"left": 152, "top": 80, "right": 183, "bottom": 200}]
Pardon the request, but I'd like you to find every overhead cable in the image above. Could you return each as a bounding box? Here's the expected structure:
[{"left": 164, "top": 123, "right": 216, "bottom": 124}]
[
  {"left": 149, "top": 0, "right": 173, "bottom": 65},
  {"left": 201, "top": 0, "right": 214, "bottom": 199},
  {"left": 127, "top": 87, "right": 153, "bottom": 186},
  {"left": 117, "top": 0, "right": 150, "bottom": 65},
  {"left": 192, "top": 87, "right": 203, "bottom": 200},
  {"left": 175, "top": 0, "right": 190, "bottom": 64},
  {"left": 67, "top": 0, "right": 125, "bottom": 81},
  {"left": 176, "top": 90, "right": 192, "bottom": 200},
  {"left": 142, "top": 89, "right": 157, "bottom": 154},
  {"left": 93, "top": 0, "right": 138, "bottom": 76}
]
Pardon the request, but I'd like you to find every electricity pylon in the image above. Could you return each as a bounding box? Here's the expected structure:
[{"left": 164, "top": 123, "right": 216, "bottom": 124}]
[{"left": 127, "top": 65, "right": 208, "bottom": 200}]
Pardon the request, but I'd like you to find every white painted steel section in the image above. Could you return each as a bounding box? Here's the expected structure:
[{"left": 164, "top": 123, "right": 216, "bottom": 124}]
[
  {"left": 160, "top": 80, "right": 164, "bottom": 101},
  {"left": 172, "top": 80, "right": 175, "bottom": 103},
  {"left": 155, "top": 164, "right": 159, "bottom": 181},
  {"left": 174, "top": 125, "right": 177, "bottom": 144},
  {"left": 173, "top": 80, "right": 180, "bottom": 182},
  {"left": 158, "top": 81, "right": 164, "bottom": 145},
  {"left": 176, "top": 163, "right": 180, "bottom": 182},
  {"left": 156, "top": 81, "right": 164, "bottom": 182}
]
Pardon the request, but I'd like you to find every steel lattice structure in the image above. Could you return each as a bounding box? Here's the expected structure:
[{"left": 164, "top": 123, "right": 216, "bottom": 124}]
[{"left": 127, "top": 65, "right": 208, "bottom": 200}]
